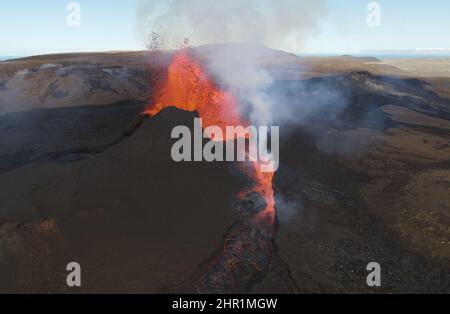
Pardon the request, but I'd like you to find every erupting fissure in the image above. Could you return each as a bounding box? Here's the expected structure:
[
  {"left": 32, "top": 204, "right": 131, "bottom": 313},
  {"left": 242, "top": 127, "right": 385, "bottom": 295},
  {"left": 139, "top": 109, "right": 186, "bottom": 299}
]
[{"left": 144, "top": 50, "right": 275, "bottom": 221}]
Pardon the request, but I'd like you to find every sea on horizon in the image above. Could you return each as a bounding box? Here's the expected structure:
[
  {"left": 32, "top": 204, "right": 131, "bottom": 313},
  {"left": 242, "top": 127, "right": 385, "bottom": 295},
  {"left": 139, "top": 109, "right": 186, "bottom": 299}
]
[{"left": 0, "top": 56, "right": 23, "bottom": 61}]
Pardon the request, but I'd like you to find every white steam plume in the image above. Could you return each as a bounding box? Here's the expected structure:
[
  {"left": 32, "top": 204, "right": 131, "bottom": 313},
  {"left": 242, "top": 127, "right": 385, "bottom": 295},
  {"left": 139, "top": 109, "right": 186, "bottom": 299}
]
[
  {"left": 135, "top": 1, "right": 348, "bottom": 219},
  {"left": 135, "top": 0, "right": 330, "bottom": 127},
  {"left": 135, "top": 0, "right": 327, "bottom": 53}
]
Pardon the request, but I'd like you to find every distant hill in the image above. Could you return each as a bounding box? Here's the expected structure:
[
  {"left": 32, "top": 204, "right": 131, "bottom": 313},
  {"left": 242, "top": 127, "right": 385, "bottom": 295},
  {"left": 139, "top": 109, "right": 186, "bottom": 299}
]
[{"left": 339, "top": 55, "right": 382, "bottom": 62}]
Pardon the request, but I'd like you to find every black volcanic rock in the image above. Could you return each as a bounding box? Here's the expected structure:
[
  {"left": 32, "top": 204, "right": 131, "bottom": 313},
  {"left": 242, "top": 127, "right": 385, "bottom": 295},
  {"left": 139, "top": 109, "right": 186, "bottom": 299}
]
[
  {"left": 1, "top": 55, "right": 450, "bottom": 293},
  {"left": 0, "top": 100, "right": 147, "bottom": 174},
  {"left": 0, "top": 105, "right": 240, "bottom": 293}
]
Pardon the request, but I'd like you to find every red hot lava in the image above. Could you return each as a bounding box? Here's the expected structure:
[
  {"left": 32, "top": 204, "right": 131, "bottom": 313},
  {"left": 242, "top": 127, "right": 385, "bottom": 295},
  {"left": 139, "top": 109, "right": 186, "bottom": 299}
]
[{"left": 144, "top": 49, "right": 275, "bottom": 222}]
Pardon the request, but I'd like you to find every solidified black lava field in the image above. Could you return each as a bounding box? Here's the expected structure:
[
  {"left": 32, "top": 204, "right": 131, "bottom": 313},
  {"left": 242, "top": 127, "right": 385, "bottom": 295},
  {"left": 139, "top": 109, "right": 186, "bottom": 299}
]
[{"left": 1, "top": 59, "right": 450, "bottom": 293}]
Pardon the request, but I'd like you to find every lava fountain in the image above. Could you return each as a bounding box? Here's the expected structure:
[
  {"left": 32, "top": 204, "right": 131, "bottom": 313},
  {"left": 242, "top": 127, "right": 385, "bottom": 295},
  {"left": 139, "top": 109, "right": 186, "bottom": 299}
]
[{"left": 144, "top": 49, "right": 276, "bottom": 222}]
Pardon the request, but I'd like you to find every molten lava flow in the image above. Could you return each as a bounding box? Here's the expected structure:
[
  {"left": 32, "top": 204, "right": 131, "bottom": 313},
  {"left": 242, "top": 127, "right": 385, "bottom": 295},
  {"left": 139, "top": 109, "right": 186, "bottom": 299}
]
[
  {"left": 144, "top": 50, "right": 275, "bottom": 221},
  {"left": 144, "top": 50, "right": 245, "bottom": 138},
  {"left": 252, "top": 162, "right": 275, "bottom": 220}
]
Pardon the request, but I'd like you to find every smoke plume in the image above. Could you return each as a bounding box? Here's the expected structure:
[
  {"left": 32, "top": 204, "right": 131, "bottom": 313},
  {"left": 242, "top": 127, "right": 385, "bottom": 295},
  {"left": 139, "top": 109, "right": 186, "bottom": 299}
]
[
  {"left": 135, "top": 0, "right": 326, "bottom": 53},
  {"left": 136, "top": 0, "right": 332, "bottom": 124},
  {"left": 136, "top": 1, "right": 352, "bottom": 219}
]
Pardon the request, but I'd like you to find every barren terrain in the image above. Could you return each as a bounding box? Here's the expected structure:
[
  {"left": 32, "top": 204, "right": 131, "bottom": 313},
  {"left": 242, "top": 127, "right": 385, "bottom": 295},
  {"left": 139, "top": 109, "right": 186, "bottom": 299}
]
[{"left": 1, "top": 45, "right": 449, "bottom": 293}]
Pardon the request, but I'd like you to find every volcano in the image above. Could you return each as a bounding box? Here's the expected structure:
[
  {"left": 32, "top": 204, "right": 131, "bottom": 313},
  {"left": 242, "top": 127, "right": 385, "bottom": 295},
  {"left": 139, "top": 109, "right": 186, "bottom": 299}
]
[
  {"left": 0, "top": 44, "right": 450, "bottom": 293},
  {"left": 144, "top": 49, "right": 276, "bottom": 222}
]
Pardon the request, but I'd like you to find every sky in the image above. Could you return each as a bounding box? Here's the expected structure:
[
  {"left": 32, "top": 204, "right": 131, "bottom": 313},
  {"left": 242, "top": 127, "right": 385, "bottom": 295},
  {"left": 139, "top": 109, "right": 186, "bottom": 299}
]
[{"left": 0, "top": 0, "right": 449, "bottom": 56}]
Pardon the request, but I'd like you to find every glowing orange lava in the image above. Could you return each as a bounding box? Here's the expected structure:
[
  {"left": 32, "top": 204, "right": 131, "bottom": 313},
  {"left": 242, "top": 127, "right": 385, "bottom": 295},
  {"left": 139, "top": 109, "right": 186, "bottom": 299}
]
[
  {"left": 144, "top": 50, "right": 275, "bottom": 222},
  {"left": 144, "top": 50, "right": 245, "bottom": 137}
]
